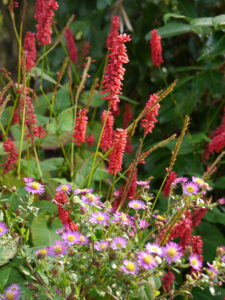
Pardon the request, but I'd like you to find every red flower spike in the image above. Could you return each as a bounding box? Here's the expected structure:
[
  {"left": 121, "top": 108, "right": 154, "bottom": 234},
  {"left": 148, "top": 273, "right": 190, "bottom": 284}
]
[
  {"left": 150, "top": 29, "right": 164, "bottom": 68},
  {"left": 73, "top": 109, "right": 88, "bottom": 146},
  {"left": 35, "top": 0, "right": 59, "bottom": 45},
  {"left": 101, "top": 34, "right": 131, "bottom": 113},
  {"left": 141, "top": 94, "right": 160, "bottom": 136},
  {"left": 85, "top": 133, "right": 95, "bottom": 147},
  {"left": 162, "top": 269, "right": 175, "bottom": 292},
  {"left": 1, "top": 138, "right": 18, "bottom": 174},
  {"left": 65, "top": 28, "right": 78, "bottom": 63},
  {"left": 23, "top": 32, "right": 37, "bottom": 72},
  {"left": 162, "top": 171, "right": 177, "bottom": 197},
  {"left": 108, "top": 128, "right": 127, "bottom": 176},
  {"left": 100, "top": 110, "right": 114, "bottom": 152},
  {"left": 106, "top": 16, "right": 120, "bottom": 49}
]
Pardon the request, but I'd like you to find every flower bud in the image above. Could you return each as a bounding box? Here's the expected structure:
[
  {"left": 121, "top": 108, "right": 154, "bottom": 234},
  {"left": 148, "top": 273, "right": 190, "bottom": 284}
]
[
  {"left": 184, "top": 246, "right": 192, "bottom": 256},
  {"left": 12, "top": 233, "right": 19, "bottom": 239},
  {"left": 16, "top": 209, "right": 22, "bottom": 216},
  {"left": 12, "top": 186, "right": 17, "bottom": 192},
  {"left": 3, "top": 202, "right": 9, "bottom": 210},
  {"left": 216, "top": 247, "right": 225, "bottom": 256}
]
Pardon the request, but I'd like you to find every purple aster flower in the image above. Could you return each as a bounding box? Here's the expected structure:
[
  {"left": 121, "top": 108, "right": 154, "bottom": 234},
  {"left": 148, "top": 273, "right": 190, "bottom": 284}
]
[
  {"left": 217, "top": 198, "right": 225, "bottom": 205},
  {"left": 145, "top": 243, "right": 163, "bottom": 256},
  {"left": 24, "top": 178, "right": 45, "bottom": 195},
  {"left": 207, "top": 262, "right": 218, "bottom": 278},
  {"left": 112, "top": 212, "right": 133, "bottom": 226},
  {"left": 35, "top": 248, "right": 49, "bottom": 258},
  {"left": 49, "top": 240, "right": 67, "bottom": 257},
  {"left": 136, "top": 180, "right": 150, "bottom": 188},
  {"left": 111, "top": 237, "right": 127, "bottom": 250},
  {"left": 139, "top": 219, "right": 149, "bottom": 229},
  {"left": 137, "top": 251, "right": 157, "bottom": 270},
  {"left": 23, "top": 177, "right": 34, "bottom": 183},
  {"left": 74, "top": 188, "right": 93, "bottom": 195},
  {"left": 81, "top": 193, "right": 103, "bottom": 207},
  {"left": 94, "top": 240, "right": 110, "bottom": 251},
  {"left": 73, "top": 232, "right": 89, "bottom": 245},
  {"left": 152, "top": 214, "right": 167, "bottom": 223},
  {"left": 113, "top": 189, "right": 120, "bottom": 197},
  {"left": 89, "top": 212, "right": 110, "bottom": 225},
  {"left": 62, "top": 231, "right": 79, "bottom": 246},
  {"left": 192, "top": 177, "right": 211, "bottom": 190},
  {"left": 174, "top": 177, "right": 188, "bottom": 184},
  {"left": 0, "top": 222, "right": 8, "bottom": 236},
  {"left": 128, "top": 200, "right": 146, "bottom": 210},
  {"left": 189, "top": 254, "right": 202, "bottom": 270},
  {"left": 221, "top": 255, "right": 225, "bottom": 263},
  {"left": 2, "top": 284, "right": 21, "bottom": 300},
  {"left": 120, "top": 260, "right": 139, "bottom": 276},
  {"left": 163, "top": 242, "right": 183, "bottom": 264},
  {"left": 183, "top": 182, "right": 199, "bottom": 196},
  {"left": 56, "top": 184, "right": 72, "bottom": 194}
]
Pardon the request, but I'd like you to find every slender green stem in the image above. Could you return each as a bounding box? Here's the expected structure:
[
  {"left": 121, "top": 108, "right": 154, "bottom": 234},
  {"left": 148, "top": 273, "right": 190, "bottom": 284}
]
[
  {"left": 33, "top": 146, "right": 43, "bottom": 180},
  {"left": 87, "top": 109, "right": 110, "bottom": 187},
  {"left": 151, "top": 173, "right": 168, "bottom": 212}
]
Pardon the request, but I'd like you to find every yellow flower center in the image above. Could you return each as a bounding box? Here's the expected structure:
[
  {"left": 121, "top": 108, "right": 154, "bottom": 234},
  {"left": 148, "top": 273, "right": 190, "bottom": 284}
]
[
  {"left": 79, "top": 235, "right": 85, "bottom": 242},
  {"left": 68, "top": 235, "right": 75, "bottom": 242},
  {"left": 187, "top": 186, "right": 194, "bottom": 193},
  {"left": 96, "top": 215, "right": 104, "bottom": 221},
  {"left": 39, "top": 249, "right": 47, "bottom": 255},
  {"left": 143, "top": 255, "right": 153, "bottom": 264},
  {"left": 61, "top": 185, "right": 69, "bottom": 191},
  {"left": 126, "top": 262, "right": 136, "bottom": 272},
  {"left": 120, "top": 213, "right": 128, "bottom": 222},
  {"left": 195, "top": 178, "right": 204, "bottom": 185},
  {"left": 191, "top": 258, "right": 197, "bottom": 266},
  {"left": 99, "top": 244, "right": 106, "bottom": 249},
  {"left": 167, "top": 247, "right": 177, "bottom": 257},
  {"left": 88, "top": 195, "right": 96, "bottom": 202},
  {"left": 0, "top": 227, "right": 3, "bottom": 233},
  {"left": 133, "top": 203, "right": 140, "bottom": 208},
  {"left": 152, "top": 247, "right": 158, "bottom": 252},
  {"left": 116, "top": 242, "right": 122, "bottom": 248},
  {"left": 157, "top": 215, "right": 165, "bottom": 221},
  {"left": 54, "top": 246, "right": 62, "bottom": 254},
  {"left": 6, "top": 292, "right": 15, "bottom": 300},
  {"left": 31, "top": 182, "right": 40, "bottom": 190}
]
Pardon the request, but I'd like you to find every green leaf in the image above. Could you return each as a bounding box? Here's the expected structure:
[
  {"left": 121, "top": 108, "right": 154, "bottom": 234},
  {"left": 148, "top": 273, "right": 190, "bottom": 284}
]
[
  {"left": 30, "top": 67, "right": 59, "bottom": 86},
  {"left": 213, "top": 176, "right": 225, "bottom": 189},
  {"left": 212, "top": 14, "right": 225, "bottom": 30},
  {"left": 46, "top": 107, "right": 74, "bottom": 135},
  {"left": 34, "top": 200, "right": 58, "bottom": 215},
  {"left": 40, "top": 131, "right": 72, "bottom": 150},
  {"left": 31, "top": 214, "right": 62, "bottom": 247},
  {"left": 0, "top": 266, "right": 11, "bottom": 289},
  {"left": 0, "top": 240, "right": 17, "bottom": 266},
  {"left": 190, "top": 17, "right": 213, "bottom": 28},
  {"left": 39, "top": 157, "right": 64, "bottom": 172},
  {"left": 119, "top": 95, "right": 138, "bottom": 105},
  {"left": 163, "top": 13, "right": 190, "bottom": 24},
  {"left": 204, "top": 207, "right": 225, "bottom": 225},
  {"left": 97, "top": 0, "right": 112, "bottom": 10},
  {"left": 146, "top": 23, "right": 191, "bottom": 39},
  {"left": 80, "top": 91, "right": 104, "bottom": 107},
  {"left": 198, "top": 32, "right": 225, "bottom": 61}
]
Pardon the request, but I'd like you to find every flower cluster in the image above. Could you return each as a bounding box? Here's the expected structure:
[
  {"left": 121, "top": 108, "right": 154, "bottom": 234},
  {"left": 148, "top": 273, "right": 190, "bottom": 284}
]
[
  {"left": 23, "top": 31, "right": 37, "bottom": 71},
  {"left": 73, "top": 108, "right": 88, "bottom": 146},
  {"left": 141, "top": 93, "right": 160, "bottom": 136},
  {"left": 1, "top": 138, "right": 18, "bottom": 174},
  {"left": 100, "top": 110, "right": 114, "bottom": 152},
  {"left": 65, "top": 28, "right": 78, "bottom": 63},
  {"left": 150, "top": 29, "right": 164, "bottom": 67},
  {"left": 35, "top": 0, "right": 59, "bottom": 45}
]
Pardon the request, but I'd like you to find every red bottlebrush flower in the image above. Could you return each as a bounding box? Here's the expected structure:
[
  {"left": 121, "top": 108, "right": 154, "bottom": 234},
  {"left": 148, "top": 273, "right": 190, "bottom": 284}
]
[
  {"left": 1, "top": 138, "right": 18, "bottom": 174},
  {"left": 126, "top": 168, "right": 137, "bottom": 200},
  {"left": 101, "top": 33, "right": 131, "bottom": 112},
  {"left": 85, "top": 133, "right": 95, "bottom": 147},
  {"left": 208, "top": 132, "right": 225, "bottom": 154},
  {"left": 106, "top": 16, "right": 120, "bottom": 49},
  {"left": 12, "top": 108, "right": 20, "bottom": 125},
  {"left": 73, "top": 109, "right": 88, "bottom": 146},
  {"left": 192, "top": 208, "right": 208, "bottom": 228},
  {"left": 125, "top": 138, "right": 133, "bottom": 153},
  {"left": 18, "top": 88, "right": 38, "bottom": 139},
  {"left": 150, "top": 29, "right": 164, "bottom": 68},
  {"left": 162, "top": 269, "right": 175, "bottom": 291},
  {"left": 108, "top": 128, "right": 127, "bottom": 176},
  {"left": 23, "top": 32, "right": 37, "bottom": 72},
  {"left": 65, "top": 28, "right": 78, "bottom": 63},
  {"left": 141, "top": 93, "right": 160, "bottom": 136},
  {"left": 162, "top": 171, "right": 177, "bottom": 197},
  {"left": 34, "top": 125, "right": 46, "bottom": 139},
  {"left": 100, "top": 110, "right": 114, "bottom": 152},
  {"left": 123, "top": 103, "right": 133, "bottom": 129},
  {"left": 55, "top": 192, "right": 78, "bottom": 231},
  {"left": 35, "top": 0, "right": 59, "bottom": 45}
]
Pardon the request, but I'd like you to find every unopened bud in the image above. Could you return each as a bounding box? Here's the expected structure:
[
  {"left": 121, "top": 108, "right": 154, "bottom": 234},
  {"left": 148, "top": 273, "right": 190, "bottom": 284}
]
[
  {"left": 12, "top": 233, "right": 18, "bottom": 239},
  {"left": 216, "top": 247, "right": 225, "bottom": 256},
  {"left": 16, "top": 209, "right": 22, "bottom": 216},
  {"left": 50, "top": 268, "right": 58, "bottom": 277},
  {"left": 33, "top": 293, "right": 38, "bottom": 298},
  {"left": 12, "top": 186, "right": 17, "bottom": 192},
  {"left": 3, "top": 202, "right": 9, "bottom": 210},
  {"left": 2, "top": 185, "right": 7, "bottom": 190},
  {"left": 184, "top": 246, "right": 192, "bottom": 256}
]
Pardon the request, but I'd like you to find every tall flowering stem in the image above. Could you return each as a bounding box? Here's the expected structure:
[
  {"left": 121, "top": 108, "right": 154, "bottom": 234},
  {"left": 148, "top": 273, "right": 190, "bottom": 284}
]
[
  {"left": 101, "top": 33, "right": 131, "bottom": 113},
  {"left": 100, "top": 110, "right": 114, "bottom": 152},
  {"left": 108, "top": 128, "right": 127, "bottom": 176},
  {"left": 150, "top": 29, "right": 164, "bottom": 68},
  {"left": 141, "top": 93, "right": 160, "bottom": 136},
  {"left": 106, "top": 16, "right": 120, "bottom": 49},
  {"left": 23, "top": 32, "right": 37, "bottom": 72},
  {"left": 73, "top": 108, "right": 88, "bottom": 146},
  {"left": 1, "top": 138, "right": 18, "bottom": 174}
]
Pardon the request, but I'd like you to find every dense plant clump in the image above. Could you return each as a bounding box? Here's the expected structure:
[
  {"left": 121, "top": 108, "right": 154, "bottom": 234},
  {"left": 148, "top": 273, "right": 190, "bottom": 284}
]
[{"left": 0, "top": 0, "right": 224, "bottom": 299}]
